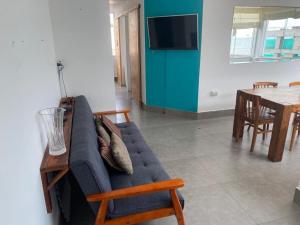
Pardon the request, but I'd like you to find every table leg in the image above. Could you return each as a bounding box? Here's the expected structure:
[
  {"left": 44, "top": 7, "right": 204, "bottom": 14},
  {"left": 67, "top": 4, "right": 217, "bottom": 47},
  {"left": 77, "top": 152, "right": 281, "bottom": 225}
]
[
  {"left": 233, "top": 91, "right": 244, "bottom": 141},
  {"left": 268, "top": 105, "right": 292, "bottom": 162}
]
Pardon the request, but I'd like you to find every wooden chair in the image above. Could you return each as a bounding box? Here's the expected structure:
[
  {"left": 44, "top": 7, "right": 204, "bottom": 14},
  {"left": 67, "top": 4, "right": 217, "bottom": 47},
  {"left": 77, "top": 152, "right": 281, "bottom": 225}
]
[
  {"left": 289, "top": 82, "right": 300, "bottom": 151},
  {"left": 289, "top": 115, "right": 300, "bottom": 151},
  {"left": 246, "top": 82, "right": 278, "bottom": 132},
  {"left": 289, "top": 81, "right": 300, "bottom": 87},
  {"left": 253, "top": 82, "right": 278, "bottom": 89},
  {"left": 237, "top": 92, "right": 275, "bottom": 152}
]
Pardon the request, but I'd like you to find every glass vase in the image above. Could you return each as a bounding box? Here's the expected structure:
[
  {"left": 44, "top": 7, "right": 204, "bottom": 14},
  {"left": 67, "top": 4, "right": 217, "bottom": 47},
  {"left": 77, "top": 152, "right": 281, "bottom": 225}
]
[{"left": 39, "top": 107, "right": 66, "bottom": 156}]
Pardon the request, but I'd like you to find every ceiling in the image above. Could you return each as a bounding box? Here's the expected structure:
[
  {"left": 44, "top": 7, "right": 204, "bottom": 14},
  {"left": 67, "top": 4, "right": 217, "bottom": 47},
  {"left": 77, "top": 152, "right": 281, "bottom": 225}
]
[
  {"left": 109, "top": 0, "right": 129, "bottom": 6},
  {"left": 109, "top": 0, "right": 129, "bottom": 12},
  {"left": 109, "top": 0, "right": 138, "bottom": 14}
]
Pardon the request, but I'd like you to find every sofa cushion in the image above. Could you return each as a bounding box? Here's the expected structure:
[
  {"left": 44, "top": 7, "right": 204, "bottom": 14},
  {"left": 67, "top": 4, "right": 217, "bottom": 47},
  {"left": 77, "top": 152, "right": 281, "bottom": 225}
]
[
  {"left": 70, "top": 96, "right": 114, "bottom": 213},
  {"left": 102, "top": 115, "right": 122, "bottom": 137},
  {"left": 96, "top": 123, "right": 111, "bottom": 146},
  {"left": 106, "top": 122, "right": 184, "bottom": 218},
  {"left": 111, "top": 133, "right": 133, "bottom": 175},
  {"left": 98, "top": 136, "right": 122, "bottom": 172}
]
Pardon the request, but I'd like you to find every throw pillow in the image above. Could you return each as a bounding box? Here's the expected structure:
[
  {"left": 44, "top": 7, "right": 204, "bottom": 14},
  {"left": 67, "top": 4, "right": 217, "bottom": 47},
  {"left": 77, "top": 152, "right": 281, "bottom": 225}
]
[
  {"left": 97, "top": 124, "right": 111, "bottom": 146},
  {"left": 102, "top": 115, "right": 122, "bottom": 137},
  {"left": 111, "top": 133, "right": 133, "bottom": 175},
  {"left": 98, "top": 137, "right": 122, "bottom": 171}
]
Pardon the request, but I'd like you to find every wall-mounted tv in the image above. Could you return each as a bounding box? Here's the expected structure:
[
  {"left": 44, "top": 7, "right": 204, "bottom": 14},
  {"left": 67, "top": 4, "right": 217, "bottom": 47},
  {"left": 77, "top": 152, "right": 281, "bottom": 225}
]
[{"left": 148, "top": 14, "right": 198, "bottom": 50}]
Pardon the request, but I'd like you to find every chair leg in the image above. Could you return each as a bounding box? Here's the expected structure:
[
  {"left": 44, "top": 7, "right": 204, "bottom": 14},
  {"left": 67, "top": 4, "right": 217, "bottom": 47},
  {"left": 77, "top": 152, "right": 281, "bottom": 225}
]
[
  {"left": 94, "top": 200, "right": 108, "bottom": 225},
  {"left": 290, "top": 124, "right": 298, "bottom": 151},
  {"left": 250, "top": 125, "right": 258, "bottom": 152},
  {"left": 247, "top": 125, "right": 251, "bottom": 132},
  {"left": 170, "top": 190, "right": 185, "bottom": 225},
  {"left": 263, "top": 124, "right": 266, "bottom": 141}
]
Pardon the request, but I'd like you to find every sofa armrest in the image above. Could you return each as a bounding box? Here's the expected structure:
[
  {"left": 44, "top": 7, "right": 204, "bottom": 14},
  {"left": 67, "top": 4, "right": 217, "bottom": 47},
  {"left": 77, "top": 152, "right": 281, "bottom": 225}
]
[
  {"left": 93, "top": 108, "right": 131, "bottom": 122},
  {"left": 87, "top": 179, "right": 184, "bottom": 202}
]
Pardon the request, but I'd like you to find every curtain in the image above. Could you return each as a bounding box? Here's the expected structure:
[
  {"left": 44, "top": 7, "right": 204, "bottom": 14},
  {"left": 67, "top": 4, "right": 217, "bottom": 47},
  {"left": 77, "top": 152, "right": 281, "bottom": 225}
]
[
  {"left": 233, "top": 7, "right": 262, "bottom": 29},
  {"left": 233, "top": 7, "right": 300, "bottom": 29},
  {"left": 262, "top": 7, "right": 300, "bottom": 20}
]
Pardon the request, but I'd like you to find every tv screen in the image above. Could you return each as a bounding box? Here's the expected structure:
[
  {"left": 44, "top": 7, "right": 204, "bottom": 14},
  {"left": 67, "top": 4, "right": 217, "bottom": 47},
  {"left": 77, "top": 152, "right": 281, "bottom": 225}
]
[{"left": 148, "top": 14, "right": 198, "bottom": 50}]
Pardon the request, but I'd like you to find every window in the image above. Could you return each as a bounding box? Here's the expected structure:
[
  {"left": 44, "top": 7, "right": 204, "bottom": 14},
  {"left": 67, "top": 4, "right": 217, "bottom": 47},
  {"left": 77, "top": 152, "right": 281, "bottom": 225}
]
[
  {"left": 230, "top": 28, "right": 256, "bottom": 58},
  {"left": 230, "top": 7, "right": 300, "bottom": 64}
]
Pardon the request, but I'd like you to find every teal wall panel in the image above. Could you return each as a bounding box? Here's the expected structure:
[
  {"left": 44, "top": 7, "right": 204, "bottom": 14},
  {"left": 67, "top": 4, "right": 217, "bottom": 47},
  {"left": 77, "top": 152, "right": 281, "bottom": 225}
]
[{"left": 145, "top": 0, "right": 203, "bottom": 112}]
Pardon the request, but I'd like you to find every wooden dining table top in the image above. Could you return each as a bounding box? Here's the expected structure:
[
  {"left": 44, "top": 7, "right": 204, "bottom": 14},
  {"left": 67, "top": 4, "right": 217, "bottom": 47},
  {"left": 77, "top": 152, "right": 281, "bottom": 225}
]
[{"left": 242, "top": 86, "right": 300, "bottom": 107}]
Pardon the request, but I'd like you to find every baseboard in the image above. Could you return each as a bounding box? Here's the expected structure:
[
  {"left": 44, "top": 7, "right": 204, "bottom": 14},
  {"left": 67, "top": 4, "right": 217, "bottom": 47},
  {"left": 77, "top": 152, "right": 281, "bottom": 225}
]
[
  {"left": 197, "top": 109, "right": 235, "bottom": 120},
  {"left": 294, "top": 187, "right": 300, "bottom": 206},
  {"left": 141, "top": 103, "right": 234, "bottom": 120},
  {"left": 141, "top": 103, "right": 198, "bottom": 119}
]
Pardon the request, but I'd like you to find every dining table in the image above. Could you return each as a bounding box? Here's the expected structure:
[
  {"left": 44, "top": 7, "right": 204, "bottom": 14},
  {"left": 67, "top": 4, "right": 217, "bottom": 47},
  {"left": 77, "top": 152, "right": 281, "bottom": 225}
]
[{"left": 232, "top": 86, "right": 300, "bottom": 162}]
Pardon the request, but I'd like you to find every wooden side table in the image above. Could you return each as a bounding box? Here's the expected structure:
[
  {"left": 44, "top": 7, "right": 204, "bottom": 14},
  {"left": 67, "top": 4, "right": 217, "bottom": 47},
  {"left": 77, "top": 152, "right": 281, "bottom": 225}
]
[{"left": 40, "top": 97, "right": 74, "bottom": 213}]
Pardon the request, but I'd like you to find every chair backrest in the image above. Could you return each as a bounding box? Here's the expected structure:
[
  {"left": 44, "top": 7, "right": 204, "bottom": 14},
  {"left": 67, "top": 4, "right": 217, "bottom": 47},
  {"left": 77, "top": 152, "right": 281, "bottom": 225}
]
[
  {"left": 240, "top": 92, "right": 262, "bottom": 122},
  {"left": 70, "top": 95, "right": 114, "bottom": 214},
  {"left": 289, "top": 81, "right": 300, "bottom": 87},
  {"left": 253, "top": 82, "right": 278, "bottom": 89}
]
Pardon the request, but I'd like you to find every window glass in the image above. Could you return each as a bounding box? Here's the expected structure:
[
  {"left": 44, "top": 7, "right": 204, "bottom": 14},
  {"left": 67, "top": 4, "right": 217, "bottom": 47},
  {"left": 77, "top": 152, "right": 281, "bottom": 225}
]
[
  {"left": 265, "top": 37, "right": 276, "bottom": 49},
  {"left": 287, "top": 18, "right": 300, "bottom": 29},
  {"left": 282, "top": 37, "right": 294, "bottom": 49},
  {"left": 267, "top": 19, "right": 286, "bottom": 31},
  {"left": 230, "top": 28, "right": 255, "bottom": 57}
]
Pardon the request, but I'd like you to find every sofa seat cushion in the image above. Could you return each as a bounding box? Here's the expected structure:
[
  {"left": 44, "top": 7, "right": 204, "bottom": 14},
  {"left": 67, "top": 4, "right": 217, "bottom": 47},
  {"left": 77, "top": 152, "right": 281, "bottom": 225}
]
[{"left": 106, "top": 122, "right": 184, "bottom": 219}]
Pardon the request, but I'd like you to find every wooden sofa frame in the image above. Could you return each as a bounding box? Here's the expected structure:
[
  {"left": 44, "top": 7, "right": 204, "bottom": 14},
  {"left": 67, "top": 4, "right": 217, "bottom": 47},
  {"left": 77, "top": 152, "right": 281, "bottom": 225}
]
[{"left": 90, "top": 109, "right": 185, "bottom": 225}]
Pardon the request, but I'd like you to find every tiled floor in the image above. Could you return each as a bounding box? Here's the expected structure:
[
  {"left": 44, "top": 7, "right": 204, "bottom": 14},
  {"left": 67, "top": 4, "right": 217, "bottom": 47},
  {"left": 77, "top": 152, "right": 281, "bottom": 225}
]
[{"left": 66, "top": 87, "right": 300, "bottom": 225}]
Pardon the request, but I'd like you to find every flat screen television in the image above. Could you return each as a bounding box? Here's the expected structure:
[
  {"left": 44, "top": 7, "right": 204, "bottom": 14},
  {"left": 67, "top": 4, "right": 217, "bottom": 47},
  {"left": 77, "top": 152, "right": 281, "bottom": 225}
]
[{"left": 148, "top": 14, "right": 198, "bottom": 50}]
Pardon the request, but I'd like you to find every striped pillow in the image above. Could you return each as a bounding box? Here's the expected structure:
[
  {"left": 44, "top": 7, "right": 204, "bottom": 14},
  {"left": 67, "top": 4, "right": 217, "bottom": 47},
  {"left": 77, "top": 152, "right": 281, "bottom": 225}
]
[
  {"left": 98, "top": 137, "right": 122, "bottom": 171},
  {"left": 102, "top": 115, "right": 122, "bottom": 137},
  {"left": 97, "top": 125, "right": 111, "bottom": 146}
]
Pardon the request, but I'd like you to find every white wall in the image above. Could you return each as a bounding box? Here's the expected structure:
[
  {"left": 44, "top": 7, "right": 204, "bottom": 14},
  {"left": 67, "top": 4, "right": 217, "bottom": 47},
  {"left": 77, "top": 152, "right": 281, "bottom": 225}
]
[
  {"left": 0, "top": 1, "right": 60, "bottom": 225},
  {"left": 198, "top": 0, "right": 300, "bottom": 112},
  {"left": 49, "top": 0, "right": 116, "bottom": 112}
]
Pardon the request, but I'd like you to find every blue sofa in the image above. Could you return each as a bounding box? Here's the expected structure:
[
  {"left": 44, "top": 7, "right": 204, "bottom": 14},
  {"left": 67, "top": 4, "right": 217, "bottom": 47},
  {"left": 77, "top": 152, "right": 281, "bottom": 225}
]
[{"left": 70, "top": 96, "right": 185, "bottom": 225}]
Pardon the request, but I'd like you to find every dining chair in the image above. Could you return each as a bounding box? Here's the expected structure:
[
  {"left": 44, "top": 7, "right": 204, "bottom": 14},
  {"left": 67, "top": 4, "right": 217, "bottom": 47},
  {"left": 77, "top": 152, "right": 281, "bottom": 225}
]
[
  {"left": 246, "top": 82, "right": 278, "bottom": 132},
  {"left": 289, "top": 81, "right": 300, "bottom": 87},
  {"left": 289, "top": 81, "right": 300, "bottom": 151},
  {"left": 238, "top": 92, "right": 275, "bottom": 152},
  {"left": 289, "top": 115, "right": 300, "bottom": 151},
  {"left": 253, "top": 82, "right": 278, "bottom": 89}
]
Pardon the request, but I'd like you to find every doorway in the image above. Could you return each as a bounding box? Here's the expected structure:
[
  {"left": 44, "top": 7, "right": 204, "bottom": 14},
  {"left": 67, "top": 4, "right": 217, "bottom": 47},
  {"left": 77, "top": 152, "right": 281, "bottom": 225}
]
[{"left": 110, "top": 6, "right": 142, "bottom": 107}]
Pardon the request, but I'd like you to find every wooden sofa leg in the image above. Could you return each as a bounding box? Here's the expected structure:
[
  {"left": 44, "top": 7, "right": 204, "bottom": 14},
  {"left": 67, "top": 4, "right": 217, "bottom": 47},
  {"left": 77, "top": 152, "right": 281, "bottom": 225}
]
[
  {"left": 124, "top": 112, "right": 130, "bottom": 123},
  {"left": 95, "top": 200, "right": 108, "bottom": 225},
  {"left": 170, "top": 190, "right": 185, "bottom": 225}
]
